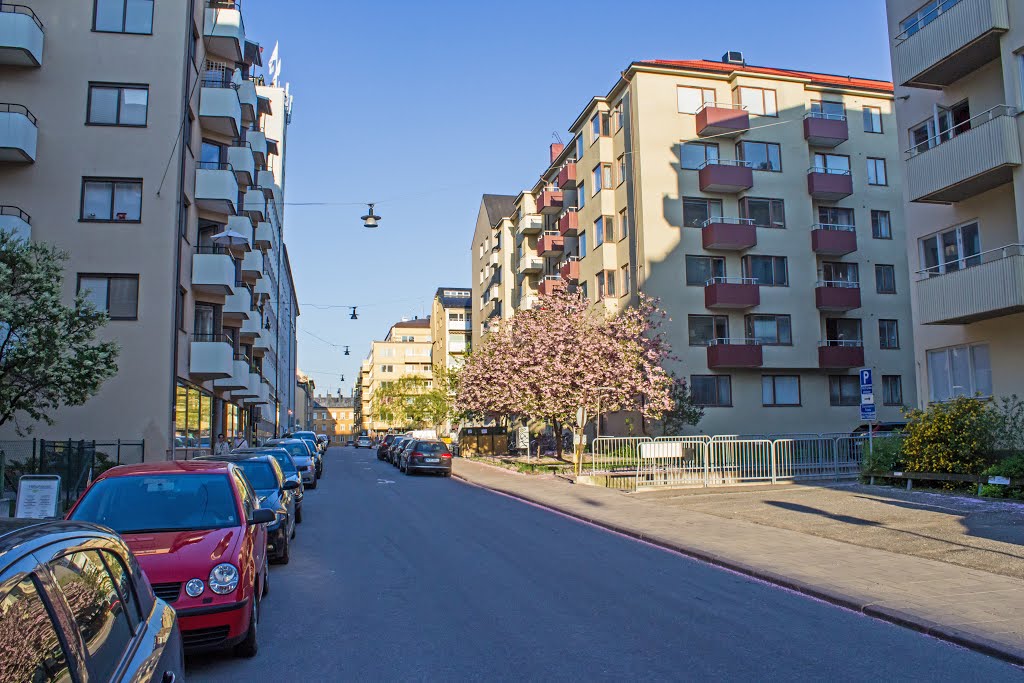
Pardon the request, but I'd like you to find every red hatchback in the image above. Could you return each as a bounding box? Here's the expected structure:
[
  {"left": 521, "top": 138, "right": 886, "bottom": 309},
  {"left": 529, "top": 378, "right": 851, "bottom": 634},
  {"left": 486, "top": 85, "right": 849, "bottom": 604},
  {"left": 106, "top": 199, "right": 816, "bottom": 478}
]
[{"left": 67, "top": 460, "right": 273, "bottom": 657}]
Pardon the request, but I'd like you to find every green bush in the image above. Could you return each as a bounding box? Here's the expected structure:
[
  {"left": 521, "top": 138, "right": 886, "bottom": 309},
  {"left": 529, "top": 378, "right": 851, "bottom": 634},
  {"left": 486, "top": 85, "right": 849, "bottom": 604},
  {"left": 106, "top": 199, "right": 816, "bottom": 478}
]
[
  {"left": 980, "top": 453, "right": 1024, "bottom": 500},
  {"left": 861, "top": 436, "right": 904, "bottom": 474},
  {"left": 901, "top": 397, "right": 996, "bottom": 474}
]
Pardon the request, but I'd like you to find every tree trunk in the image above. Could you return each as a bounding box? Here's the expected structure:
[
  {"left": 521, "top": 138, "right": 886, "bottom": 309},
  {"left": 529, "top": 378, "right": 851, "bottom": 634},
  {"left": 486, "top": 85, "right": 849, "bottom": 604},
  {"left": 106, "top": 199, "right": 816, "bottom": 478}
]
[{"left": 554, "top": 419, "right": 563, "bottom": 459}]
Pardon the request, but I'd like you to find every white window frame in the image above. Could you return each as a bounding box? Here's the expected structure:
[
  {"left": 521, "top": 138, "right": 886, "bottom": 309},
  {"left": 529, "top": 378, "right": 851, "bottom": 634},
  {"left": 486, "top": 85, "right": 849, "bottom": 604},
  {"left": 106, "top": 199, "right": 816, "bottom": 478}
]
[
  {"left": 926, "top": 343, "right": 992, "bottom": 403},
  {"left": 918, "top": 221, "right": 981, "bottom": 275},
  {"left": 677, "top": 86, "right": 716, "bottom": 114}
]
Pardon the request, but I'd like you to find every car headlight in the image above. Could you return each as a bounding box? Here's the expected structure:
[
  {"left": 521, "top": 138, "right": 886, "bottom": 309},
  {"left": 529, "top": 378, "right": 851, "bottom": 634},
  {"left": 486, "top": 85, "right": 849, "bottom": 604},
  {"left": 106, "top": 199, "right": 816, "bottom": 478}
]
[
  {"left": 185, "top": 578, "right": 205, "bottom": 598},
  {"left": 209, "top": 563, "right": 239, "bottom": 595}
]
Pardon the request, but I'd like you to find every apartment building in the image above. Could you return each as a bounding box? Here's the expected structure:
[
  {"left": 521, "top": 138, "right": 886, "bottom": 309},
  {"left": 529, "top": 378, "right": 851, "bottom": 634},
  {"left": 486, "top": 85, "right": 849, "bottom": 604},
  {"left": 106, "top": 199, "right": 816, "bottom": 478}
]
[
  {"left": 359, "top": 318, "right": 433, "bottom": 434},
  {"left": 470, "top": 195, "right": 517, "bottom": 349},
  {"left": 431, "top": 287, "right": 472, "bottom": 371},
  {"left": 295, "top": 371, "right": 315, "bottom": 430},
  {"left": 477, "top": 55, "right": 917, "bottom": 435},
  {"left": 310, "top": 395, "right": 354, "bottom": 445},
  {"left": 884, "top": 0, "right": 1022, "bottom": 405},
  {"left": 0, "top": 1, "right": 298, "bottom": 456}
]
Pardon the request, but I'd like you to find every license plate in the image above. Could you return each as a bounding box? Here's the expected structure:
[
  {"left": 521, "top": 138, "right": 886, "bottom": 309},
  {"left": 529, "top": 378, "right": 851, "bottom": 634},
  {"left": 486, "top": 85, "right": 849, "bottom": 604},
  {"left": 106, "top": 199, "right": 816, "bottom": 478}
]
[{"left": 425, "top": 458, "right": 440, "bottom": 463}]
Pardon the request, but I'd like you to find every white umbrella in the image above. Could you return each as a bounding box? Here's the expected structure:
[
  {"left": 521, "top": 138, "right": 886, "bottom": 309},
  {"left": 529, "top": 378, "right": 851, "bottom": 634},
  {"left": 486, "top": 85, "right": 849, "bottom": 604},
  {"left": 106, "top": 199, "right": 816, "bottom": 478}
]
[{"left": 211, "top": 228, "right": 250, "bottom": 250}]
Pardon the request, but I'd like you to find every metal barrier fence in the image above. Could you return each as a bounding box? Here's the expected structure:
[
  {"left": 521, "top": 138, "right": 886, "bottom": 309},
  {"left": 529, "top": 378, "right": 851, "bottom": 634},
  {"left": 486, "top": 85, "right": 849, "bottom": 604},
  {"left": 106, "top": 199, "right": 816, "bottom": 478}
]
[{"left": 589, "top": 437, "right": 652, "bottom": 474}]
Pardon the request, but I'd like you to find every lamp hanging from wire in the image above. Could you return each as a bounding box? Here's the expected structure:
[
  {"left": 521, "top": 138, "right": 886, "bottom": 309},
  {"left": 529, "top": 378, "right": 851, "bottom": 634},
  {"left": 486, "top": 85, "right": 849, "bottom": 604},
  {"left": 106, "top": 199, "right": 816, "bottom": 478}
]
[
  {"left": 360, "top": 203, "right": 381, "bottom": 228},
  {"left": 344, "top": 345, "right": 350, "bottom": 356},
  {"left": 349, "top": 307, "right": 358, "bottom": 320}
]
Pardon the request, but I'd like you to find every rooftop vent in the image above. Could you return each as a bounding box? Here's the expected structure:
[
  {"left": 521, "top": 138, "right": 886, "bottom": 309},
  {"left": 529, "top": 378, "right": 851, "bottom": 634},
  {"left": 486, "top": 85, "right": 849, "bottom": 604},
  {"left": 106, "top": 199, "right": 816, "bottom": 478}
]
[{"left": 722, "top": 51, "right": 745, "bottom": 65}]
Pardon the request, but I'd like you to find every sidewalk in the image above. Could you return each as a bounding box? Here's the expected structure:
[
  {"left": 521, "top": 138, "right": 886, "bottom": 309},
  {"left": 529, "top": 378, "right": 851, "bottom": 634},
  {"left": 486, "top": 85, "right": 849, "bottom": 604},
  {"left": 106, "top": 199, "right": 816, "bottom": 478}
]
[{"left": 453, "top": 458, "right": 1024, "bottom": 665}]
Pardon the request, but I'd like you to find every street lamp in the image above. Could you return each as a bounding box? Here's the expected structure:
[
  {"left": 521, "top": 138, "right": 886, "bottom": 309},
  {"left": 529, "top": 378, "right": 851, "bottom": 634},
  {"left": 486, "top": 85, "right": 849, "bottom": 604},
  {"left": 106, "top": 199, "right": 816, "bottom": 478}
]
[
  {"left": 360, "top": 203, "right": 381, "bottom": 228},
  {"left": 344, "top": 345, "right": 350, "bottom": 356},
  {"left": 349, "top": 306, "right": 358, "bottom": 320}
]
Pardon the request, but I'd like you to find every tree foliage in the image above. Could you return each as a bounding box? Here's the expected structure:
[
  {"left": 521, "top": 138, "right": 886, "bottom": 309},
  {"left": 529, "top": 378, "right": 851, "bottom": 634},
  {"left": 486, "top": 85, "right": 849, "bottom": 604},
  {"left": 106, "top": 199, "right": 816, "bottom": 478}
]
[
  {"left": 0, "top": 231, "right": 119, "bottom": 433},
  {"left": 659, "top": 373, "right": 704, "bottom": 436},
  {"left": 371, "top": 371, "right": 455, "bottom": 431},
  {"left": 901, "top": 396, "right": 996, "bottom": 474}
]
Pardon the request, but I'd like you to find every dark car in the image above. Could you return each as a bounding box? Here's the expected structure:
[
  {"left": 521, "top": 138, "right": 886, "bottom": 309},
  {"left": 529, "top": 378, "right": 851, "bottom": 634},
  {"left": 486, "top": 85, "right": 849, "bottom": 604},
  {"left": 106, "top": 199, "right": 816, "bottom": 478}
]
[
  {"left": 378, "top": 434, "right": 397, "bottom": 462},
  {"left": 232, "top": 447, "right": 305, "bottom": 523},
  {"left": 197, "top": 454, "right": 299, "bottom": 564},
  {"left": 286, "top": 431, "right": 323, "bottom": 478},
  {"left": 0, "top": 518, "right": 185, "bottom": 682},
  {"left": 387, "top": 437, "right": 409, "bottom": 466},
  {"left": 266, "top": 438, "right": 318, "bottom": 489},
  {"left": 400, "top": 440, "right": 454, "bottom": 476}
]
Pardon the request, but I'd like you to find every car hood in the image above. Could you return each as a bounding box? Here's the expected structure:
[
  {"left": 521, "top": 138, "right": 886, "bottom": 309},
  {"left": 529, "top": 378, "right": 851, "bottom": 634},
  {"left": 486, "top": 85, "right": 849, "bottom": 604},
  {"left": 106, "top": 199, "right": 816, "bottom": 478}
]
[{"left": 122, "top": 527, "right": 242, "bottom": 583}]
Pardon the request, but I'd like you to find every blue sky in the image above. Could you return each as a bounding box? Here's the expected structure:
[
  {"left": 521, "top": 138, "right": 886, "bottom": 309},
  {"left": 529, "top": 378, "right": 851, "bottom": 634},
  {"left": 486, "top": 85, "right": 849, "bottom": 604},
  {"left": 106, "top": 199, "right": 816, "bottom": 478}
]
[{"left": 243, "top": 0, "right": 893, "bottom": 398}]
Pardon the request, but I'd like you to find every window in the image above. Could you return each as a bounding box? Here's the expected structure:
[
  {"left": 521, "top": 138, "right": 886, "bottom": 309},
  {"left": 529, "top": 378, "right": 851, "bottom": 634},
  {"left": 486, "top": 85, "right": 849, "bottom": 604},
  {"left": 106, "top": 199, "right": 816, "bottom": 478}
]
[
  {"left": 176, "top": 287, "right": 186, "bottom": 331},
  {"left": 818, "top": 206, "right": 854, "bottom": 227},
  {"left": 927, "top": 343, "right": 992, "bottom": 402},
  {"left": 762, "top": 376, "right": 800, "bottom": 406},
  {"left": 594, "top": 217, "right": 605, "bottom": 247},
  {"left": 596, "top": 271, "right": 605, "bottom": 298},
  {"left": 900, "top": 0, "right": 963, "bottom": 37},
  {"left": 592, "top": 165, "right": 602, "bottom": 195},
  {"left": 811, "top": 100, "right": 845, "bottom": 118},
  {"left": 683, "top": 197, "right": 722, "bottom": 228},
  {"left": 871, "top": 210, "right": 892, "bottom": 239},
  {"left": 744, "top": 314, "right": 792, "bottom": 345},
  {"left": 613, "top": 101, "right": 624, "bottom": 130},
  {"left": 194, "top": 302, "right": 219, "bottom": 337},
  {"left": 736, "top": 141, "right": 781, "bottom": 171},
  {"left": 381, "top": 365, "right": 394, "bottom": 373},
  {"left": 575, "top": 134, "right": 584, "bottom": 161},
  {"left": 49, "top": 551, "right": 135, "bottom": 680},
  {"left": 689, "top": 315, "right": 728, "bottom": 346},
  {"left": 677, "top": 86, "right": 715, "bottom": 114},
  {"left": 94, "top": 0, "right": 154, "bottom": 33},
  {"left": 580, "top": 281, "right": 588, "bottom": 299},
  {"left": 579, "top": 230, "right": 587, "bottom": 258},
  {"left": 681, "top": 142, "right": 719, "bottom": 170},
  {"left": 100, "top": 550, "right": 142, "bottom": 625},
  {"left": 87, "top": 84, "right": 148, "bottom": 126},
  {"left": 882, "top": 375, "right": 904, "bottom": 406},
  {"left": 829, "top": 376, "right": 860, "bottom": 406},
  {"left": 821, "top": 261, "right": 859, "bottom": 285},
  {"left": 879, "top": 319, "right": 900, "bottom": 349},
  {"left": 685, "top": 255, "right": 725, "bottom": 286},
  {"left": 691, "top": 375, "right": 732, "bottom": 407},
  {"left": 590, "top": 112, "right": 610, "bottom": 141},
  {"left": 578, "top": 180, "right": 585, "bottom": 209},
  {"left": 599, "top": 215, "right": 614, "bottom": 243},
  {"left": 919, "top": 222, "right": 980, "bottom": 275},
  {"left": 616, "top": 155, "right": 626, "bottom": 185},
  {"left": 621, "top": 264, "right": 631, "bottom": 295},
  {"left": 619, "top": 208, "right": 628, "bottom": 240},
  {"left": 908, "top": 100, "right": 971, "bottom": 154},
  {"left": 825, "top": 318, "right": 863, "bottom": 344},
  {"left": 867, "top": 158, "right": 887, "bottom": 185},
  {"left": 0, "top": 576, "right": 71, "bottom": 682},
  {"left": 606, "top": 270, "right": 616, "bottom": 297},
  {"left": 863, "top": 106, "right": 883, "bottom": 133},
  {"left": 734, "top": 86, "right": 777, "bottom": 116},
  {"left": 740, "top": 197, "right": 785, "bottom": 228},
  {"left": 813, "top": 153, "right": 850, "bottom": 174},
  {"left": 602, "top": 163, "right": 613, "bottom": 189},
  {"left": 742, "top": 255, "right": 788, "bottom": 286},
  {"left": 875, "top": 265, "right": 896, "bottom": 294},
  {"left": 81, "top": 178, "right": 142, "bottom": 222},
  {"left": 77, "top": 275, "right": 139, "bottom": 319}
]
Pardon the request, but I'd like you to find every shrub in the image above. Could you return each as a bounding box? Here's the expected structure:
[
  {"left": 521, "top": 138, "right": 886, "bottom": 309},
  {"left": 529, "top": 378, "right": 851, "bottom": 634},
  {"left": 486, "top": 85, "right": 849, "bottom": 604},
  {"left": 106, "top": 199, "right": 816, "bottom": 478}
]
[
  {"left": 861, "top": 436, "right": 904, "bottom": 474},
  {"left": 901, "top": 397, "right": 996, "bottom": 474},
  {"left": 980, "top": 453, "right": 1024, "bottom": 500}
]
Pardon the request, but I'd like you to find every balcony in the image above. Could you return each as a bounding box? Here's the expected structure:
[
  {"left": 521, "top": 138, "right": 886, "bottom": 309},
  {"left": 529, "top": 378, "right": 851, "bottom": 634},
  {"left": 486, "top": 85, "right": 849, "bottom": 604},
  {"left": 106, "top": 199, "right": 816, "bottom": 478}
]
[
  {"left": 0, "top": 104, "right": 37, "bottom": 162},
  {"left": 241, "top": 314, "right": 262, "bottom": 340},
  {"left": 537, "top": 231, "right": 565, "bottom": 257},
  {"left": 447, "top": 319, "right": 471, "bottom": 332},
  {"left": 557, "top": 161, "right": 578, "bottom": 189},
  {"left": 254, "top": 221, "right": 274, "bottom": 250},
  {"left": 905, "top": 106, "right": 1021, "bottom": 203},
  {"left": 559, "top": 257, "right": 580, "bottom": 281},
  {"left": 243, "top": 188, "right": 266, "bottom": 222},
  {"left": 222, "top": 215, "right": 253, "bottom": 254},
  {"left": 538, "top": 275, "right": 564, "bottom": 296},
  {"left": 517, "top": 214, "right": 543, "bottom": 235},
  {"left": 0, "top": 4, "right": 44, "bottom": 66},
  {"left": 915, "top": 244, "right": 1024, "bottom": 324},
  {"left": 521, "top": 296, "right": 539, "bottom": 310},
  {"left": 241, "top": 249, "right": 264, "bottom": 280},
  {"left": 697, "top": 159, "right": 754, "bottom": 193},
  {"left": 0, "top": 205, "right": 31, "bottom": 241},
  {"left": 189, "top": 334, "right": 233, "bottom": 380},
  {"left": 257, "top": 170, "right": 282, "bottom": 207},
  {"left": 815, "top": 281, "right": 861, "bottom": 311},
  {"left": 811, "top": 224, "right": 857, "bottom": 256},
  {"left": 214, "top": 355, "right": 251, "bottom": 391},
  {"left": 536, "top": 188, "right": 563, "bottom": 214},
  {"left": 252, "top": 328, "right": 271, "bottom": 353},
  {"left": 704, "top": 277, "right": 760, "bottom": 310},
  {"left": 707, "top": 339, "right": 763, "bottom": 369},
  {"left": 695, "top": 102, "right": 749, "bottom": 138},
  {"left": 246, "top": 130, "right": 268, "bottom": 166},
  {"left": 893, "top": 0, "right": 1009, "bottom": 88},
  {"left": 232, "top": 368, "right": 259, "bottom": 398},
  {"left": 224, "top": 288, "right": 254, "bottom": 323},
  {"left": 254, "top": 276, "right": 272, "bottom": 301},
  {"left": 518, "top": 257, "right": 544, "bottom": 275},
  {"left": 203, "top": 0, "right": 246, "bottom": 62},
  {"left": 227, "top": 143, "right": 255, "bottom": 185},
  {"left": 558, "top": 209, "right": 579, "bottom": 236},
  {"left": 701, "top": 217, "right": 757, "bottom": 251},
  {"left": 194, "top": 162, "right": 239, "bottom": 214},
  {"left": 807, "top": 167, "right": 852, "bottom": 200},
  {"left": 191, "top": 247, "right": 236, "bottom": 295},
  {"left": 199, "top": 80, "right": 241, "bottom": 137},
  {"left": 818, "top": 341, "right": 865, "bottom": 369},
  {"left": 237, "top": 79, "right": 257, "bottom": 124},
  {"left": 803, "top": 112, "right": 848, "bottom": 148}
]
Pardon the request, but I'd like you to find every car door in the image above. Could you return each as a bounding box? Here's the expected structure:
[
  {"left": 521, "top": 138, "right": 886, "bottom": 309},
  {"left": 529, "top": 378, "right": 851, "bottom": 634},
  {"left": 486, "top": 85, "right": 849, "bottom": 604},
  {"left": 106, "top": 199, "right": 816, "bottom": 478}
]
[{"left": 232, "top": 469, "right": 266, "bottom": 581}]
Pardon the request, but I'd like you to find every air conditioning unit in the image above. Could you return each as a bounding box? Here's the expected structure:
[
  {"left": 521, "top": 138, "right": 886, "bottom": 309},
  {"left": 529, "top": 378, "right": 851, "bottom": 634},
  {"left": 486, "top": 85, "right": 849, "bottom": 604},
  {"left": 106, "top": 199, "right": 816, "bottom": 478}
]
[{"left": 722, "top": 51, "right": 745, "bottom": 65}]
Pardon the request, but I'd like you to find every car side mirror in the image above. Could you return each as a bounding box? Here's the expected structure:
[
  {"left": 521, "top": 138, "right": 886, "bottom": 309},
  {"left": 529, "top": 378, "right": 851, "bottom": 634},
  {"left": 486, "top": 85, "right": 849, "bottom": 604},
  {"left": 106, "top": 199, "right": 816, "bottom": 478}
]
[
  {"left": 282, "top": 480, "right": 299, "bottom": 491},
  {"left": 249, "top": 508, "right": 275, "bottom": 525}
]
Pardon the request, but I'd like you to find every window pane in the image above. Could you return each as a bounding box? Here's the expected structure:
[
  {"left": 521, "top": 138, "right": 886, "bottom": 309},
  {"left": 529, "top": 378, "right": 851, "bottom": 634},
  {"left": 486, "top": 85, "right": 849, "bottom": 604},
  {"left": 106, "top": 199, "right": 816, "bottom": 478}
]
[
  {"left": 872, "top": 211, "right": 891, "bottom": 239},
  {"left": 775, "top": 377, "right": 799, "bottom": 405},
  {"left": 971, "top": 345, "right": 992, "bottom": 396},
  {"left": 124, "top": 0, "right": 154, "bottom": 33},
  {"left": 94, "top": 0, "right": 124, "bottom": 31},
  {"left": 677, "top": 87, "right": 703, "bottom": 114},
  {"left": 89, "top": 87, "right": 119, "bottom": 124},
  {"left": 689, "top": 316, "right": 713, "bottom": 346},
  {"left": 681, "top": 143, "right": 711, "bottom": 169},
  {"left": 739, "top": 88, "right": 763, "bottom": 115},
  {"left": 100, "top": 551, "right": 142, "bottom": 625},
  {"left": 761, "top": 377, "right": 774, "bottom": 405},
  {"left": 83, "top": 181, "right": 113, "bottom": 220},
  {"left": 113, "top": 182, "right": 142, "bottom": 220},
  {"left": 0, "top": 577, "right": 70, "bottom": 682},
  {"left": 763, "top": 90, "right": 777, "bottom": 116},
  {"left": 717, "top": 377, "right": 732, "bottom": 405},
  {"left": 107, "top": 278, "right": 138, "bottom": 318},
  {"left": 80, "top": 277, "right": 108, "bottom": 311},
  {"left": 120, "top": 88, "right": 148, "bottom": 125},
  {"left": 950, "top": 346, "right": 972, "bottom": 398}
]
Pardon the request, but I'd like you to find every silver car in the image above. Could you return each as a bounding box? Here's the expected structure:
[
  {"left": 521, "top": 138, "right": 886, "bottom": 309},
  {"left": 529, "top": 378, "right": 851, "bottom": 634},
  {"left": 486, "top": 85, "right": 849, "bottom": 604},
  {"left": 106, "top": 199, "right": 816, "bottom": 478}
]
[{"left": 266, "top": 438, "right": 318, "bottom": 489}]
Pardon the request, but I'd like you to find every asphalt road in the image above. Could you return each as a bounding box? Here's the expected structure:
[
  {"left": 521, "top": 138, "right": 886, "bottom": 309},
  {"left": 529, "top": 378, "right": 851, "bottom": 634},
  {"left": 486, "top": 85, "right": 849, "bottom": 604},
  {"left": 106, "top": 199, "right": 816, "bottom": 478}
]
[{"left": 187, "top": 446, "right": 1022, "bottom": 681}]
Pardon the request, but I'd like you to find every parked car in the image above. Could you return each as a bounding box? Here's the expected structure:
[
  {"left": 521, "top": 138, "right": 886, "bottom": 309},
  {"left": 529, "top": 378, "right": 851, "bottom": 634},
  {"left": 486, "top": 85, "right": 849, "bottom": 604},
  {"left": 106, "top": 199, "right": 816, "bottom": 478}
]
[
  {"left": 196, "top": 453, "right": 299, "bottom": 564},
  {"left": 387, "top": 437, "right": 408, "bottom": 465},
  {"left": 0, "top": 518, "right": 185, "bottom": 681},
  {"left": 399, "top": 439, "right": 454, "bottom": 476},
  {"left": 355, "top": 435, "right": 373, "bottom": 449},
  {"left": 265, "top": 438, "right": 318, "bottom": 489},
  {"left": 346, "top": 439, "right": 354, "bottom": 446},
  {"left": 231, "top": 447, "right": 305, "bottom": 523},
  {"left": 316, "top": 434, "right": 329, "bottom": 450},
  {"left": 287, "top": 431, "right": 323, "bottom": 477},
  {"left": 377, "top": 434, "right": 397, "bottom": 461},
  {"left": 67, "top": 461, "right": 273, "bottom": 657}
]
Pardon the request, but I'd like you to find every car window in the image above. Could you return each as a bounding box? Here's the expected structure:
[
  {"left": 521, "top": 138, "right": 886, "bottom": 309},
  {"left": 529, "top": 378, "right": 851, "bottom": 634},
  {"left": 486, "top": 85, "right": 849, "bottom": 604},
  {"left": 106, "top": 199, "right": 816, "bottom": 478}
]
[
  {"left": 417, "top": 442, "right": 448, "bottom": 454},
  {"left": 232, "top": 469, "right": 255, "bottom": 518},
  {"left": 268, "top": 451, "right": 298, "bottom": 476},
  {"left": 0, "top": 576, "right": 71, "bottom": 682},
  {"left": 235, "top": 461, "right": 278, "bottom": 490},
  {"left": 98, "top": 550, "right": 142, "bottom": 627},
  {"left": 49, "top": 551, "right": 134, "bottom": 681}
]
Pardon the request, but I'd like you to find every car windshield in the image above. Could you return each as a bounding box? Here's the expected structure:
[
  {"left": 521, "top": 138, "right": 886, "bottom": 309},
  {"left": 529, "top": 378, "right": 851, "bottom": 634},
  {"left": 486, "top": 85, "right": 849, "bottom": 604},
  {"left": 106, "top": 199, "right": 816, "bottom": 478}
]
[
  {"left": 293, "top": 432, "right": 316, "bottom": 440},
  {"left": 236, "top": 461, "right": 278, "bottom": 490},
  {"left": 265, "top": 451, "right": 298, "bottom": 476},
  {"left": 71, "top": 474, "right": 240, "bottom": 533}
]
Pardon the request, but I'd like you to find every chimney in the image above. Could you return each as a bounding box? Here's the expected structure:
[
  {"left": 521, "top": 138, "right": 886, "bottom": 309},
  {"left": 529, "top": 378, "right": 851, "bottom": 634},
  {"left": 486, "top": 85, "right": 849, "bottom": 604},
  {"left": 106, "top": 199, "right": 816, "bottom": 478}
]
[
  {"left": 722, "top": 51, "right": 745, "bottom": 65},
  {"left": 549, "top": 142, "right": 564, "bottom": 163}
]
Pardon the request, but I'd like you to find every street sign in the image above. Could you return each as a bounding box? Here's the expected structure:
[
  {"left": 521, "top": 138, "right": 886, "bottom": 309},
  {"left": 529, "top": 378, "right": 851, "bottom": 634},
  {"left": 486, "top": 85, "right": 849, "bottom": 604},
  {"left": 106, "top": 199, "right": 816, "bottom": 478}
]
[
  {"left": 859, "top": 368, "right": 875, "bottom": 423},
  {"left": 860, "top": 403, "right": 876, "bottom": 421},
  {"left": 15, "top": 475, "right": 61, "bottom": 519},
  {"left": 859, "top": 369, "right": 873, "bottom": 391}
]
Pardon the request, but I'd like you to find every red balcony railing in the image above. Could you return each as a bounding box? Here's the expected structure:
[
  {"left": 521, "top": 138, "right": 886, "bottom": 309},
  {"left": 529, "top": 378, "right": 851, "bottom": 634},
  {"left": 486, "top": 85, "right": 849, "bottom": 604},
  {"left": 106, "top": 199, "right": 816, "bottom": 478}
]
[
  {"left": 803, "top": 112, "right": 849, "bottom": 148},
  {"left": 707, "top": 339, "right": 763, "bottom": 368},
  {"left": 697, "top": 159, "right": 754, "bottom": 193},
  {"left": 818, "top": 341, "right": 864, "bottom": 369},
  {"left": 557, "top": 161, "right": 578, "bottom": 189},
  {"left": 537, "top": 188, "right": 564, "bottom": 214},
  {"left": 559, "top": 257, "right": 580, "bottom": 281},
  {"left": 807, "top": 167, "right": 853, "bottom": 200},
  {"left": 695, "top": 102, "right": 749, "bottom": 138},
  {"left": 704, "top": 277, "right": 760, "bottom": 309},
  {"left": 701, "top": 217, "right": 757, "bottom": 251},
  {"left": 810, "top": 224, "right": 858, "bottom": 256},
  {"left": 558, "top": 209, "right": 579, "bottom": 236},
  {"left": 815, "top": 281, "right": 861, "bottom": 311},
  {"left": 538, "top": 275, "right": 564, "bottom": 296},
  {"left": 537, "top": 231, "right": 565, "bottom": 256}
]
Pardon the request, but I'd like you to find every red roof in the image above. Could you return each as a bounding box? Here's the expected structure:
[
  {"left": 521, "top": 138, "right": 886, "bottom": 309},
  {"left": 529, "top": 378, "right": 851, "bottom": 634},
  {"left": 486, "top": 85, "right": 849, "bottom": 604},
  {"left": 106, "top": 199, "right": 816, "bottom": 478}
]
[
  {"left": 96, "top": 460, "right": 232, "bottom": 479},
  {"left": 637, "top": 60, "right": 893, "bottom": 93}
]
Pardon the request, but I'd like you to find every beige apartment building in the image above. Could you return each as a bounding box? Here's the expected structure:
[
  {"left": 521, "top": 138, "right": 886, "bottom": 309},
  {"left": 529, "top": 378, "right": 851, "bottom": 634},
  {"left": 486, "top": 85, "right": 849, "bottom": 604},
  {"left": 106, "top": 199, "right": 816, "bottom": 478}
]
[
  {"left": 431, "top": 287, "right": 472, "bottom": 371},
  {"left": 0, "top": 1, "right": 299, "bottom": 456},
  {"left": 474, "top": 55, "right": 918, "bottom": 435},
  {"left": 884, "top": 0, "right": 1023, "bottom": 405},
  {"left": 310, "top": 395, "right": 354, "bottom": 445},
  {"left": 359, "top": 318, "right": 433, "bottom": 434},
  {"left": 470, "top": 195, "right": 517, "bottom": 349}
]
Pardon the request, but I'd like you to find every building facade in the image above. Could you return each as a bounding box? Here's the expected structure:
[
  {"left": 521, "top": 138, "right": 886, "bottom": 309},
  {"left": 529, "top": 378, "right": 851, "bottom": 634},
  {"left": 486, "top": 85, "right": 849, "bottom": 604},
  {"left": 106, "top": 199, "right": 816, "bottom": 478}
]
[
  {"left": 359, "top": 318, "right": 433, "bottom": 434},
  {"left": 431, "top": 287, "right": 472, "bottom": 371},
  {"left": 310, "top": 395, "right": 354, "bottom": 445},
  {"left": 884, "top": 0, "right": 1022, "bottom": 405},
  {"left": 0, "top": 1, "right": 298, "bottom": 456},
  {"left": 470, "top": 195, "right": 517, "bottom": 349},
  {"left": 474, "top": 55, "right": 918, "bottom": 435},
  {"left": 295, "top": 372, "right": 315, "bottom": 431}
]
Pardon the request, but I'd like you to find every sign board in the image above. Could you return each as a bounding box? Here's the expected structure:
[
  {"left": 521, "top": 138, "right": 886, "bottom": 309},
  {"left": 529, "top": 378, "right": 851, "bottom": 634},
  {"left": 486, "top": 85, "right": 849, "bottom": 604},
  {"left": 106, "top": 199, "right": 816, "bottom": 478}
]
[
  {"left": 15, "top": 475, "right": 61, "bottom": 519},
  {"left": 988, "top": 476, "right": 1011, "bottom": 486},
  {"left": 860, "top": 403, "right": 876, "bottom": 421},
  {"left": 859, "top": 368, "right": 875, "bottom": 422},
  {"left": 859, "top": 369, "right": 873, "bottom": 391}
]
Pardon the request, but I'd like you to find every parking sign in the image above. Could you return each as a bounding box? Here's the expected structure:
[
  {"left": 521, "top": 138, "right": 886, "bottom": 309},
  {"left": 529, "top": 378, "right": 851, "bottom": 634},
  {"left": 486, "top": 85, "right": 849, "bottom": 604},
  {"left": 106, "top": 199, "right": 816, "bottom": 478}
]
[{"left": 859, "top": 368, "right": 875, "bottom": 422}]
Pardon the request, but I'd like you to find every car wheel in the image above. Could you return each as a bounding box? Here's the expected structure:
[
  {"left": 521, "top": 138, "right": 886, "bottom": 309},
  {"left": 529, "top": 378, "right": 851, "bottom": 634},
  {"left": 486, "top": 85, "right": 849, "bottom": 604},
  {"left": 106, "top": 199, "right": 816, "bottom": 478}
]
[
  {"left": 308, "top": 478, "right": 317, "bottom": 490},
  {"left": 278, "top": 535, "right": 290, "bottom": 565},
  {"left": 234, "top": 592, "right": 259, "bottom": 658},
  {"left": 296, "top": 505, "right": 303, "bottom": 524}
]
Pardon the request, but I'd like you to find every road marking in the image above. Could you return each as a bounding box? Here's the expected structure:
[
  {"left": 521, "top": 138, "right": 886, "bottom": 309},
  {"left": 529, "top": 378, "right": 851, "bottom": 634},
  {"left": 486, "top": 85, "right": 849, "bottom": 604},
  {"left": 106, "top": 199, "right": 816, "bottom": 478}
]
[{"left": 377, "top": 479, "right": 395, "bottom": 485}]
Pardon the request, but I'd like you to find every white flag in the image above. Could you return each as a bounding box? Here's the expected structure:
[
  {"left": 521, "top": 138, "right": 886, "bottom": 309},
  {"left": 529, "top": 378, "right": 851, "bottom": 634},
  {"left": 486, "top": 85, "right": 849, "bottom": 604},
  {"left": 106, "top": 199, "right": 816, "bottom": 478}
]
[{"left": 267, "top": 41, "right": 280, "bottom": 86}]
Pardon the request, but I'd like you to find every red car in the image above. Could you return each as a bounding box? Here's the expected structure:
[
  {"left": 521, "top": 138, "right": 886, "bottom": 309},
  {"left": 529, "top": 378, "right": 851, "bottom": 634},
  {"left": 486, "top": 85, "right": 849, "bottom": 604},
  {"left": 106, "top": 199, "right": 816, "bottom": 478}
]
[{"left": 67, "top": 460, "right": 273, "bottom": 657}]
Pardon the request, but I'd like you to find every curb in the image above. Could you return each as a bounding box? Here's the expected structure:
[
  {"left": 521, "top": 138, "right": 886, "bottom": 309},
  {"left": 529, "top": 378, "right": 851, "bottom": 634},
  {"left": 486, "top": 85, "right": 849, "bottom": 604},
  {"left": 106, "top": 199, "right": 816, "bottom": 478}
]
[{"left": 452, "top": 469, "right": 1024, "bottom": 668}]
